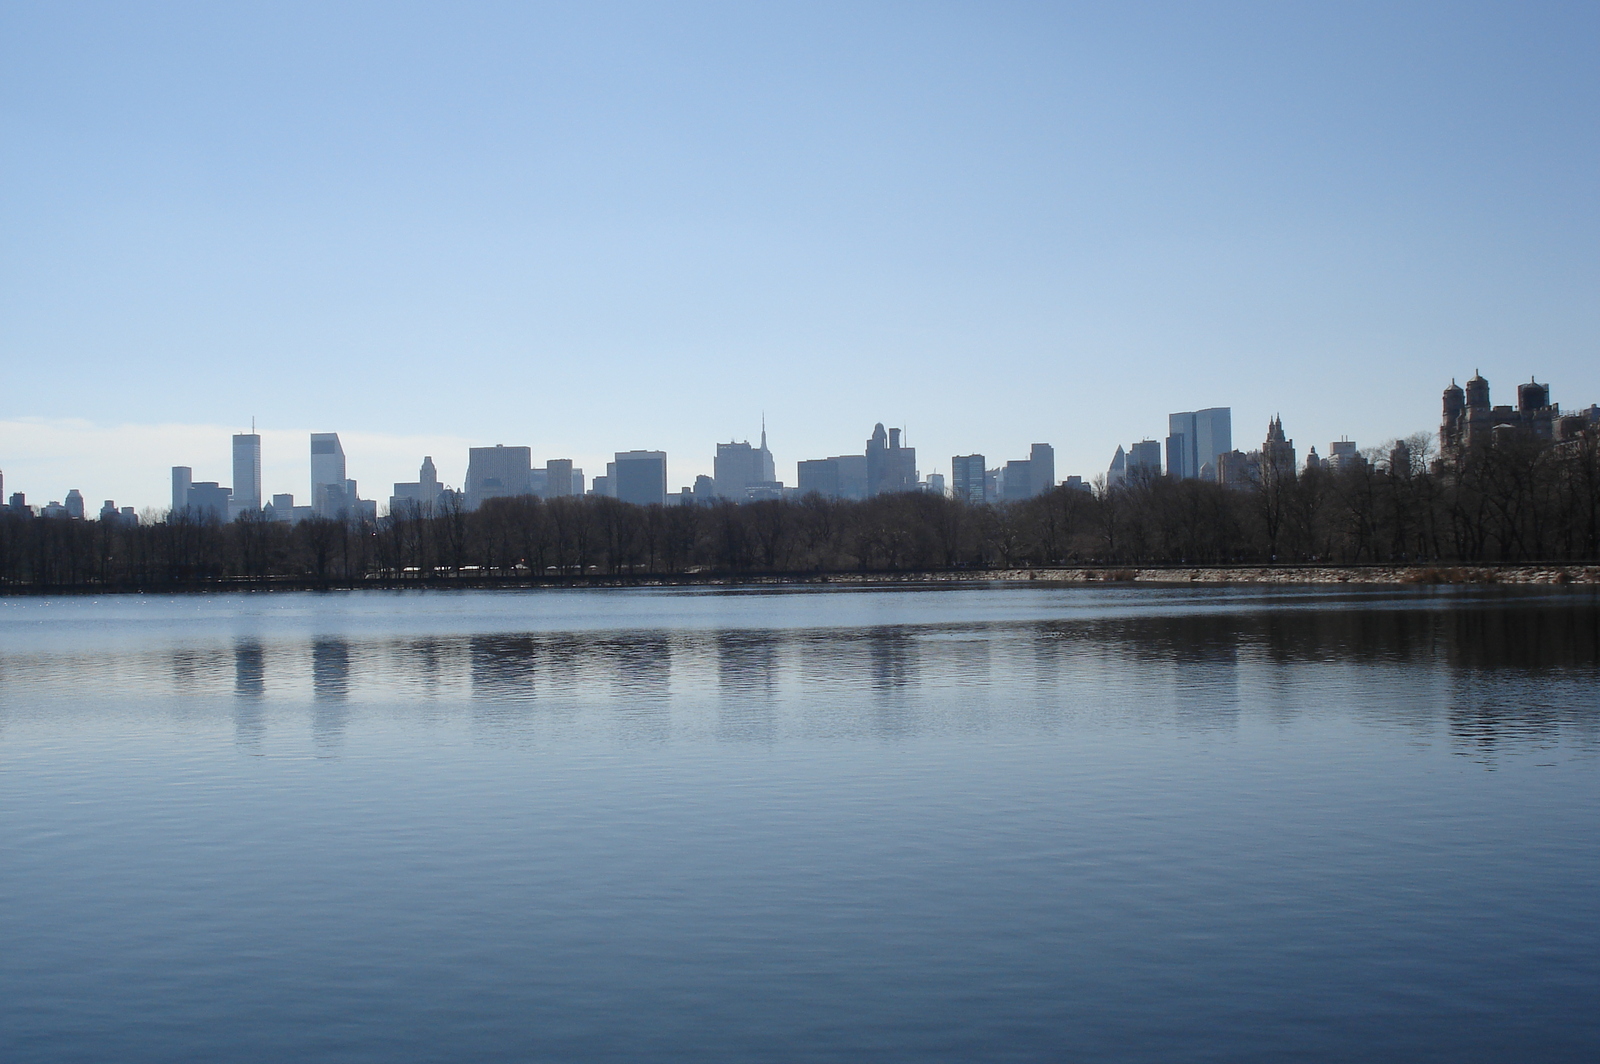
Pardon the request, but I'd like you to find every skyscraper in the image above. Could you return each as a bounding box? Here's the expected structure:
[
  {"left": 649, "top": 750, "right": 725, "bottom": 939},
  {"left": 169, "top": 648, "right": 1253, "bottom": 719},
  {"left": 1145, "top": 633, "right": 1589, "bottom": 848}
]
[
  {"left": 1129, "top": 439, "right": 1162, "bottom": 474},
  {"left": 1166, "top": 408, "right": 1232, "bottom": 479},
  {"left": 613, "top": 450, "right": 667, "bottom": 506},
  {"left": 171, "top": 466, "right": 192, "bottom": 515},
  {"left": 713, "top": 423, "right": 778, "bottom": 501},
  {"left": 390, "top": 455, "right": 444, "bottom": 515},
  {"left": 796, "top": 455, "right": 868, "bottom": 500},
  {"left": 1262, "top": 416, "right": 1297, "bottom": 485},
  {"left": 715, "top": 441, "right": 764, "bottom": 499},
  {"left": 866, "top": 424, "right": 917, "bottom": 496},
  {"left": 310, "top": 433, "right": 347, "bottom": 518},
  {"left": 1030, "top": 443, "right": 1055, "bottom": 494},
  {"left": 952, "top": 454, "right": 986, "bottom": 504},
  {"left": 465, "top": 445, "right": 533, "bottom": 511},
  {"left": 231, "top": 433, "right": 261, "bottom": 516},
  {"left": 546, "top": 459, "right": 575, "bottom": 498},
  {"left": 1001, "top": 460, "right": 1034, "bottom": 501}
]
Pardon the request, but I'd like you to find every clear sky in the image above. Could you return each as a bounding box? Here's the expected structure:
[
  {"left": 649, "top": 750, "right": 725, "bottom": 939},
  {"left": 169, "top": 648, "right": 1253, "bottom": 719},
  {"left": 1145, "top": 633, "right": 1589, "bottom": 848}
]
[{"left": 2, "top": 1, "right": 1596, "bottom": 511}]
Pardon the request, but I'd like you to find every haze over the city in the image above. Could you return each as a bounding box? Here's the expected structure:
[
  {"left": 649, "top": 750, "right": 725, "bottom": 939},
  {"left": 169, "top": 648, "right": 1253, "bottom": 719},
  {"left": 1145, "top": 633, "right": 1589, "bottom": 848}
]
[{"left": 2, "top": 1, "right": 1596, "bottom": 509}]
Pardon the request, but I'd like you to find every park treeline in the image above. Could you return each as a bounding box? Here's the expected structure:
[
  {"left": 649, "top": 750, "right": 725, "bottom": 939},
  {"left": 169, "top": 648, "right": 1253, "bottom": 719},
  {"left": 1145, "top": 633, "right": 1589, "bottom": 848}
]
[{"left": 3, "top": 436, "right": 1599, "bottom": 589}]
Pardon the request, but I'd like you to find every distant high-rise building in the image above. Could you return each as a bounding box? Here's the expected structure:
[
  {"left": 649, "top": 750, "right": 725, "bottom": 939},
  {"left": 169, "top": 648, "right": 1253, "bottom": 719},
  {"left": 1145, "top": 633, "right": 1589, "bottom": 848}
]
[
  {"left": 1167, "top": 408, "right": 1231, "bottom": 479},
  {"left": 715, "top": 441, "right": 763, "bottom": 499},
  {"left": 797, "top": 455, "right": 869, "bottom": 500},
  {"left": 391, "top": 455, "right": 446, "bottom": 515},
  {"left": 1325, "top": 439, "right": 1362, "bottom": 473},
  {"left": 1388, "top": 439, "right": 1413, "bottom": 478},
  {"left": 714, "top": 423, "right": 779, "bottom": 501},
  {"left": 1030, "top": 443, "right": 1055, "bottom": 494},
  {"left": 1002, "top": 460, "right": 1034, "bottom": 501},
  {"left": 866, "top": 424, "right": 917, "bottom": 496},
  {"left": 924, "top": 472, "right": 946, "bottom": 496},
  {"left": 64, "top": 489, "right": 85, "bottom": 520},
  {"left": 231, "top": 433, "right": 261, "bottom": 516},
  {"left": 1107, "top": 446, "right": 1126, "bottom": 488},
  {"left": 465, "top": 445, "right": 532, "bottom": 511},
  {"left": 996, "top": 443, "right": 1056, "bottom": 501},
  {"left": 186, "top": 482, "right": 232, "bottom": 522},
  {"left": 1262, "top": 417, "right": 1296, "bottom": 485},
  {"left": 310, "top": 433, "right": 348, "bottom": 518},
  {"left": 1216, "top": 450, "right": 1257, "bottom": 488},
  {"left": 796, "top": 459, "right": 836, "bottom": 498},
  {"left": 1440, "top": 372, "right": 1562, "bottom": 462},
  {"left": 1129, "top": 440, "right": 1162, "bottom": 475},
  {"left": 614, "top": 450, "right": 667, "bottom": 506},
  {"left": 266, "top": 492, "right": 299, "bottom": 522},
  {"left": 546, "top": 459, "right": 575, "bottom": 498},
  {"left": 952, "top": 454, "right": 986, "bottom": 504},
  {"left": 171, "top": 466, "right": 192, "bottom": 515}
]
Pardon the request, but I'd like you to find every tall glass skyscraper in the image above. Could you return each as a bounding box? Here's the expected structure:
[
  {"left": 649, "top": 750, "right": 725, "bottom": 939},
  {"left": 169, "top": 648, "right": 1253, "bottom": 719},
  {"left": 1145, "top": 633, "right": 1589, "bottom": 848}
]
[
  {"left": 310, "top": 433, "right": 347, "bottom": 518},
  {"left": 1166, "top": 408, "right": 1232, "bottom": 479},
  {"left": 231, "top": 433, "right": 261, "bottom": 515}
]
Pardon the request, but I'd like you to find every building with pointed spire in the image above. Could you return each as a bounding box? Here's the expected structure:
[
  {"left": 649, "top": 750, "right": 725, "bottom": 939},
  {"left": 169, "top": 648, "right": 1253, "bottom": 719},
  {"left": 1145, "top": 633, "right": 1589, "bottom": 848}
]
[
  {"left": 1262, "top": 416, "right": 1297, "bottom": 485},
  {"left": 713, "top": 421, "right": 779, "bottom": 501}
]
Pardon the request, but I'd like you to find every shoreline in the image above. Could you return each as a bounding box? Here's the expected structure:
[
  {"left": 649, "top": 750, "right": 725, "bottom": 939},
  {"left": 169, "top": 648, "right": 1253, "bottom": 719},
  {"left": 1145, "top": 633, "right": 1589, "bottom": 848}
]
[{"left": 4, "top": 563, "right": 1599, "bottom": 595}]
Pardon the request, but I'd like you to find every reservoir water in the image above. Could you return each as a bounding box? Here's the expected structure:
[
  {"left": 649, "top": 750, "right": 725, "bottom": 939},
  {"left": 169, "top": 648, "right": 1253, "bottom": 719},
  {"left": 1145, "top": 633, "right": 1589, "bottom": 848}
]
[{"left": 1, "top": 585, "right": 1597, "bottom": 1062}]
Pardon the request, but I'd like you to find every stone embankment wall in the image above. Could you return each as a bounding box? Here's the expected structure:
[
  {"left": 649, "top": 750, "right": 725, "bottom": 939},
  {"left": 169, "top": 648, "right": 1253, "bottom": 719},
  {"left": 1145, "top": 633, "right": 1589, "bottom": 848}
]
[{"left": 790, "top": 565, "right": 1600, "bottom": 586}]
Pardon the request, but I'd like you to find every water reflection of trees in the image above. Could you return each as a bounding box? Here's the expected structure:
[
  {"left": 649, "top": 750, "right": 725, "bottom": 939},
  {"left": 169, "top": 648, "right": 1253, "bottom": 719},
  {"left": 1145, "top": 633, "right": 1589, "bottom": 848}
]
[{"left": 131, "top": 600, "right": 1600, "bottom": 753}]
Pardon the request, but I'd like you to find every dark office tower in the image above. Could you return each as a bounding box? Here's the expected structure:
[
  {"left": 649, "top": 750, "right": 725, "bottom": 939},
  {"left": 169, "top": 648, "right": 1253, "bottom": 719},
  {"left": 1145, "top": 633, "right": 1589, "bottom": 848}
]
[
  {"left": 1001, "top": 460, "right": 1034, "bottom": 501},
  {"left": 1129, "top": 439, "right": 1162, "bottom": 474},
  {"left": 614, "top": 450, "right": 668, "bottom": 506},
  {"left": 866, "top": 423, "right": 917, "bottom": 496},
  {"left": 952, "top": 455, "right": 986, "bottom": 504},
  {"left": 866, "top": 424, "right": 889, "bottom": 496},
  {"left": 186, "top": 482, "right": 232, "bottom": 522},
  {"left": 465, "top": 445, "right": 533, "bottom": 511},
  {"left": 796, "top": 459, "right": 839, "bottom": 499},
  {"left": 231, "top": 433, "right": 262, "bottom": 515},
  {"left": 172, "top": 466, "right": 193, "bottom": 515},
  {"left": 1165, "top": 432, "right": 1185, "bottom": 480},
  {"left": 798, "top": 455, "right": 869, "bottom": 500},
  {"left": 546, "top": 459, "right": 574, "bottom": 498},
  {"left": 1030, "top": 444, "right": 1055, "bottom": 494}
]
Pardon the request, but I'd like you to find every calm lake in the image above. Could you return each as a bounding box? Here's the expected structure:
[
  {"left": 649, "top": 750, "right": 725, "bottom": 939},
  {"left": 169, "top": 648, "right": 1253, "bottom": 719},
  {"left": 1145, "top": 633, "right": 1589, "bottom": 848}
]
[{"left": 1, "top": 585, "right": 1597, "bottom": 1062}]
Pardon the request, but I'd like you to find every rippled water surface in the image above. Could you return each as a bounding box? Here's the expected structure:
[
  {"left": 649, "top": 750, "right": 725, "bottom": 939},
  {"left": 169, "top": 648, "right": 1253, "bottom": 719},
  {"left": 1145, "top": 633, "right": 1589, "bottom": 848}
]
[{"left": 2, "top": 585, "right": 1597, "bottom": 1062}]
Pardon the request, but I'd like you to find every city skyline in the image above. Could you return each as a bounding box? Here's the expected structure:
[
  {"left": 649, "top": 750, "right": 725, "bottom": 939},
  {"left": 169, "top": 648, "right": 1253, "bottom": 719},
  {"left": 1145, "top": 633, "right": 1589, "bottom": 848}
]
[
  {"left": 2, "top": 4, "right": 1595, "bottom": 513},
  {"left": 11, "top": 361, "right": 1600, "bottom": 517},
  {"left": 27, "top": 365, "right": 1593, "bottom": 519}
]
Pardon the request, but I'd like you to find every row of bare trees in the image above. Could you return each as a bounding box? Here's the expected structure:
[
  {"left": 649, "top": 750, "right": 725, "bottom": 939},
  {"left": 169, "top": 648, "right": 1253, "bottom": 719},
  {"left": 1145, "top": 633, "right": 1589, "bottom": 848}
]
[{"left": 3, "top": 433, "right": 1597, "bottom": 589}]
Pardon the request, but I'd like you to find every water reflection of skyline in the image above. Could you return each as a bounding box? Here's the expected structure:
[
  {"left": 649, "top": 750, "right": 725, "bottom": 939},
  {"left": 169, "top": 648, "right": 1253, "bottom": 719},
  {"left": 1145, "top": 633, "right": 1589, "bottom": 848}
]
[{"left": 1, "top": 601, "right": 1595, "bottom": 755}]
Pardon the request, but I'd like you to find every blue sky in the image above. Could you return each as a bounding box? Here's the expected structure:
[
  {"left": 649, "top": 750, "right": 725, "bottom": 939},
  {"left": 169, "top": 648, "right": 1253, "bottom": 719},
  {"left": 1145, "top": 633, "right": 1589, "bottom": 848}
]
[{"left": 2, "top": 1, "right": 1596, "bottom": 509}]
